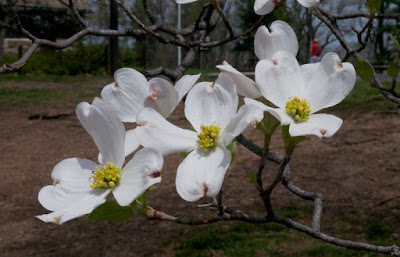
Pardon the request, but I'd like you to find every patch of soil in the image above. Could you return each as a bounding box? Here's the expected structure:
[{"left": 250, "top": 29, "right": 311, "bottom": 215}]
[{"left": 0, "top": 82, "right": 399, "bottom": 257}]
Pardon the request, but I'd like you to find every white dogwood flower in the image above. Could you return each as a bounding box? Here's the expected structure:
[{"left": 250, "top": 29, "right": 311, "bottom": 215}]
[
  {"left": 254, "top": 0, "right": 321, "bottom": 15},
  {"left": 36, "top": 98, "right": 163, "bottom": 224},
  {"left": 217, "top": 20, "right": 297, "bottom": 98},
  {"left": 101, "top": 68, "right": 200, "bottom": 123},
  {"left": 134, "top": 74, "right": 263, "bottom": 202},
  {"left": 176, "top": 0, "right": 198, "bottom": 3},
  {"left": 249, "top": 51, "right": 356, "bottom": 138}
]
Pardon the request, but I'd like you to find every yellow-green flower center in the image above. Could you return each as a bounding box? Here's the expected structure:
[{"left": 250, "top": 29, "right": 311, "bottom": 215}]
[
  {"left": 285, "top": 97, "right": 311, "bottom": 122},
  {"left": 90, "top": 162, "right": 121, "bottom": 189},
  {"left": 197, "top": 124, "right": 221, "bottom": 152}
]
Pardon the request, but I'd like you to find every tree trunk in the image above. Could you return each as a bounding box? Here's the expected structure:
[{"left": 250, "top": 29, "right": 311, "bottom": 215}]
[{"left": 0, "top": 12, "right": 7, "bottom": 59}]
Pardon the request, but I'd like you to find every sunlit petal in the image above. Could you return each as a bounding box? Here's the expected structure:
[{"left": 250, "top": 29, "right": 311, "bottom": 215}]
[
  {"left": 176, "top": 147, "right": 231, "bottom": 202},
  {"left": 216, "top": 63, "right": 262, "bottom": 98},
  {"left": 185, "top": 73, "right": 238, "bottom": 132},
  {"left": 113, "top": 148, "right": 163, "bottom": 206},
  {"left": 255, "top": 52, "right": 305, "bottom": 109},
  {"left": 76, "top": 98, "right": 125, "bottom": 166},
  {"left": 254, "top": 21, "right": 298, "bottom": 60},
  {"left": 254, "top": 0, "right": 275, "bottom": 15},
  {"left": 289, "top": 114, "right": 343, "bottom": 138},
  {"left": 135, "top": 108, "right": 197, "bottom": 156},
  {"left": 101, "top": 68, "right": 149, "bottom": 123},
  {"left": 175, "top": 74, "right": 201, "bottom": 103},
  {"left": 144, "top": 78, "right": 179, "bottom": 118},
  {"left": 221, "top": 104, "right": 264, "bottom": 147}
]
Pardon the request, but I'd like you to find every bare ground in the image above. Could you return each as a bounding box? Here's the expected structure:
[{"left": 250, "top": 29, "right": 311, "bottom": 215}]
[{"left": 0, "top": 81, "right": 400, "bottom": 257}]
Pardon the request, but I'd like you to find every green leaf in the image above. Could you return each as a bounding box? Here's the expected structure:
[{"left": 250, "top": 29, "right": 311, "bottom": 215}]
[
  {"left": 365, "top": 0, "right": 382, "bottom": 13},
  {"left": 256, "top": 120, "right": 266, "bottom": 133},
  {"left": 387, "top": 62, "right": 400, "bottom": 79},
  {"left": 282, "top": 125, "right": 291, "bottom": 147},
  {"left": 264, "top": 113, "right": 280, "bottom": 136},
  {"left": 226, "top": 139, "right": 237, "bottom": 164},
  {"left": 130, "top": 190, "right": 151, "bottom": 216},
  {"left": 88, "top": 201, "right": 136, "bottom": 222},
  {"left": 282, "top": 125, "right": 309, "bottom": 154},
  {"left": 249, "top": 171, "right": 257, "bottom": 186},
  {"left": 388, "top": 34, "right": 400, "bottom": 51},
  {"left": 355, "top": 57, "right": 374, "bottom": 82}
]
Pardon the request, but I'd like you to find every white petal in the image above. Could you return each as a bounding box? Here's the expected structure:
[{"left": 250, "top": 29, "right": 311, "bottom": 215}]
[
  {"left": 176, "top": 147, "right": 231, "bottom": 202},
  {"left": 37, "top": 158, "right": 110, "bottom": 224},
  {"left": 99, "top": 128, "right": 140, "bottom": 163},
  {"left": 175, "top": 74, "right": 201, "bottom": 103},
  {"left": 124, "top": 129, "right": 140, "bottom": 157},
  {"left": 36, "top": 191, "right": 109, "bottom": 224},
  {"left": 302, "top": 53, "right": 356, "bottom": 113},
  {"left": 113, "top": 148, "right": 163, "bottom": 206},
  {"left": 255, "top": 52, "right": 305, "bottom": 108},
  {"left": 135, "top": 108, "right": 197, "bottom": 156},
  {"left": 221, "top": 104, "right": 264, "bottom": 147},
  {"left": 101, "top": 68, "right": 150, "bottom": 123},
  {"left": 297, "top": 0, "right": 320, "bottom": 8},
  {"left": 244, "top": 98, "right": 270, "bottom": 111},
  {"left": 76, "top": 98, "right": 125, "bottom": 166},
  {"left": 216, "top": 63, "right": 262, "bottom": 98},
  {"left": 144, "top": 78, "right": 179, "bottom": 118},
  {"left": 245, "top": 98, "right": 293, "bottom": 125},
  {"left": 254, "top": 0, "right": 275, "bottom": 15},
  {"left": 185, "top": 73, "right": 238, "bottom": 132},
  {"left": 254, "top": 21, "right": 298, "bottom": 60},
  {"left": 289, "top": 114, "right": 343, "bottom": 138},
  {"left": 176, "top": 0, "right": 197, "bottom": 3},
  {"left": 301, "top": 53, "right": 341, "bottom": 90}
]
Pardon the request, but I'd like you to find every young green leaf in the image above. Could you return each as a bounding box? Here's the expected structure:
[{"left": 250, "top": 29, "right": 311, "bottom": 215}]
[
  {"left": 388, "top": 34, "right": 400, "bottom": 51},
  {"left": 227, "top": 139, "right": 237, "bottom": 164},
  {"left": 88, "top": 201, "right": 135, "bottom": 222},
  {"left": 355, "top": 57, "right": 374, "bottom": 82},
  {"left": 282, "top": 125, "right": 309, "bottom": 154},
  {"left": 365, "top": 0, "right": 382, "bottom": 13},
  {"left": 387, "top": 62, "right": 400, "bottom": 79},
  {"left": 249, "top": 171, "right": 257, "bottom": 186}
]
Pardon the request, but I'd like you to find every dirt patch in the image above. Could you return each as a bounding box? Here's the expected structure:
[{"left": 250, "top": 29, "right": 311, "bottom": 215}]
[{"left": 0, "top": 82, "right": 399, "bottom": 256}]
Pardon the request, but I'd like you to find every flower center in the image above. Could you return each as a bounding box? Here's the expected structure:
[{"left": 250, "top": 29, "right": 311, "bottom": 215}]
[
  {"left": 90, "top": 162, "right": 121, "bottom": 189},
  {"left": 285, "top": 97, "right": 311, "bottom": 122},
  {"left": 197, "top": 124, "right": 221, "bottom": 152}
]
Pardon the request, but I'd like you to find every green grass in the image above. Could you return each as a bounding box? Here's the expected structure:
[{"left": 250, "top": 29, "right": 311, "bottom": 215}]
[
  {"left": 172, "top": 222, "right": 395, "bottom": 257},
  {"left": 0, "top": 73, "right": 110, "bottom": 83},
  {"left": 171, "top": 206, "right": 398, "bottom": 257},
  {"left": 0, "top": 85, "right": 101, "bottom": 108},
  {"left": 174, "top": 222, "right": 287, "bottom": 257}
]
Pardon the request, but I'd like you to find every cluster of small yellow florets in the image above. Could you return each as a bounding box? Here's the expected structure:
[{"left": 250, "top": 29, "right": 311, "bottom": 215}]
[
  {"left": 197, "top": 124, "right": 221, "bottom": 152},
  {"left": 285, "top": 97, "right": 311, "bottom": 122},
  {"left": 90, "top": 162, "right": 121, "bottom": 189}
]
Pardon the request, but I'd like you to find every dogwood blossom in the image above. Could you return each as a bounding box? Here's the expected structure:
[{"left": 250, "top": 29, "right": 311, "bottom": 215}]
[
  {"left": 254, "top": 0, "right": 322, "bottom": 15},
  {"left": 101, "top": 68, "right": 200, "bottom": 123},
  {"left": 134, "top": 74, "right": 263, "bottom": 202},
  {"left": 219, "top": 20, "right": 355, "bottom": 138},
  {"left": 36, "top": 98, "right": 163, "bottom": 224},
  {"left": 176, "top": 0, "right": 198, "bottom": 3},
  {"left": 249, "top": 51, "right": 356, "bottom": 138},
  {"left": 217, "top": 20, "right": 297, "bottom": 98}
]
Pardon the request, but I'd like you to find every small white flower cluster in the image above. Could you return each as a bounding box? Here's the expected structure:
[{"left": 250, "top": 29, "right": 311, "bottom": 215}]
[{"left": 37, "top": 19, "right": 355, "bottom": 225}]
